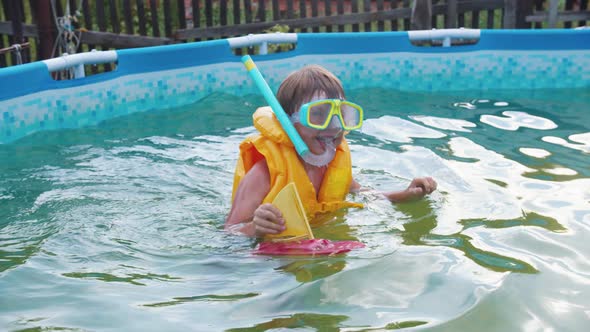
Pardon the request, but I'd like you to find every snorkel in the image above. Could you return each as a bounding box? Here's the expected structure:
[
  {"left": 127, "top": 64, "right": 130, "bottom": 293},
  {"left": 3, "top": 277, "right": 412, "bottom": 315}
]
[{"left": 242, "top": 55, "right": 310, "bottom": 158}]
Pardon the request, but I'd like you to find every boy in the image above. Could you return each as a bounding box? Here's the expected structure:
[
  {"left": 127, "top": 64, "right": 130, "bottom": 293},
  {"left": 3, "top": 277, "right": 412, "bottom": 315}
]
[{"left": 226, "top": 65, "right": 437, "bottom": 237}]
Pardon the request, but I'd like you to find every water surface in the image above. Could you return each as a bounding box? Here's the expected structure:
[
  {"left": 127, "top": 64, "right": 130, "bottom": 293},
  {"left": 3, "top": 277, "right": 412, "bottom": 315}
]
[{"left": 1, "top": 88, "right": 589, "bottom": 331}]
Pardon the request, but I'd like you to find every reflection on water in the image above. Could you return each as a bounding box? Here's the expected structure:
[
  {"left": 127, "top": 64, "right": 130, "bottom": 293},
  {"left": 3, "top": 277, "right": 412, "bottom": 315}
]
[
  {"left": 227, "top": 312, "right": 427, "bottom": 331},
  {"left": 411, "top": 115, "right": 477, "bottom": 133},
  {"left": 143, "top": 293, "right": 259, "bottom": 308},
  {"left": 226, "top": 313, "right": 347, "bottom": 331},
  {"left": 62, "top": 271, "right": 182, "bottom": 286},
  {"left": 481, "top": 111, "right": 557, "bottom": 131},
  {"left": 277, "top": 258, "right": 348, "bottom": 283},
  {"left": 395, "top": 199, "right": 538, "bottom": 273},
  {"left": 1, "top": 89, "right": 589, "bottom": 331},
  {"left": 543, "top": 134, "right": 590, "bottom": 153},
  {"left": 423, "top": 233, "right": 536, "bottom": 273},
  {"left": 461, "top": 212, "right": 566, "bottom": 233},
  {"left": 519, "top": 147, "right": 551, "bottom": 158}
]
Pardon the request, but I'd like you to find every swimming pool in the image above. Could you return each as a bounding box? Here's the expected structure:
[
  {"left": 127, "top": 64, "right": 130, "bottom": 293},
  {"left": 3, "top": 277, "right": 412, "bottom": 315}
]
[{"left": 1, "top": 29, "right": 589, "bottom": 331}]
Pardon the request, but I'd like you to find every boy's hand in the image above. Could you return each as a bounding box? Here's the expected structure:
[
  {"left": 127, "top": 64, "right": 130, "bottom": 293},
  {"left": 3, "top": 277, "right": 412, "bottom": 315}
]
[
  {"left": 252, "top": 203, "right": 286, "bottom": 237},
  {"left": 405, "top": 177, "right": 437, "bottom": 200}
]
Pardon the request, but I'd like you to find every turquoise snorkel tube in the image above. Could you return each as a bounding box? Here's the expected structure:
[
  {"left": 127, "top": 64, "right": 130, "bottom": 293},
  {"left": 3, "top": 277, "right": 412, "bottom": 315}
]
[{"left": 241, "top": 55, "right": 309, "bottom": 158}]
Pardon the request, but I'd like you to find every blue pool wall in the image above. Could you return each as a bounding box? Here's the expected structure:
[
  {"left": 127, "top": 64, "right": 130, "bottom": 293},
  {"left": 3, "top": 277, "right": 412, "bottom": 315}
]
[{"left": 0, "top": 29, "right": 589, "bottom": 144}]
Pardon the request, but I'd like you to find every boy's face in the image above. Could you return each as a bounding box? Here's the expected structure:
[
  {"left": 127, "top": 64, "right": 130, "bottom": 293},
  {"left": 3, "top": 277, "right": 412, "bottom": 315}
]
[{"left": 294, "top": 94, "right": 345, "bottom": 156}]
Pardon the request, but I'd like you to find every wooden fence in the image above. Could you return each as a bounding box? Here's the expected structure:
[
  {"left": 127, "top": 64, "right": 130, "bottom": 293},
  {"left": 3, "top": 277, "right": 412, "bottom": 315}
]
[{"left": 1, "top": 0, "right": 589, "bottom": 68}]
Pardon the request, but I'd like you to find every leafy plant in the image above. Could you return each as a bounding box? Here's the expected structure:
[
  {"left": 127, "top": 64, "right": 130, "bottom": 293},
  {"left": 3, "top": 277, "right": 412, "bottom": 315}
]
[{"left": 264, "top": 24, "right": 294, "bottom": 53}]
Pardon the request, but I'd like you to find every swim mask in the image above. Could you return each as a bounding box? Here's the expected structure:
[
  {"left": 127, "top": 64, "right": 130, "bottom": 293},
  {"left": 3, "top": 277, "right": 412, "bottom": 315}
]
[{"left": 291, "top": 99, "right": 363, "bottom": 131}]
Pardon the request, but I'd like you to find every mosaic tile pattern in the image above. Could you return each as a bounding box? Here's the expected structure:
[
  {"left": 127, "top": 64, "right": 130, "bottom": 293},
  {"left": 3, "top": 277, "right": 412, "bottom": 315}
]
[{"left": 1, "top": 49, "right": 589, "bottom": 144}]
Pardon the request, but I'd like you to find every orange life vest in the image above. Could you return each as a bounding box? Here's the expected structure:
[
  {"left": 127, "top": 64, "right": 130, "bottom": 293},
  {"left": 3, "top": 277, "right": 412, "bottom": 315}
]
[{"left": 232, "top": 107, "right": 363, "bottom": 222}]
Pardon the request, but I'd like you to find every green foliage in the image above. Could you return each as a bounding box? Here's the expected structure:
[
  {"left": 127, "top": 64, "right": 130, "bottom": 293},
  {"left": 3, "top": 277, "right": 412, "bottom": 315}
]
[
  {"left": 265, "top": 24, "right": 290, "bottom": 33},
  {"left": 264, "top": 24, "right": 294, "bottom": 53}
]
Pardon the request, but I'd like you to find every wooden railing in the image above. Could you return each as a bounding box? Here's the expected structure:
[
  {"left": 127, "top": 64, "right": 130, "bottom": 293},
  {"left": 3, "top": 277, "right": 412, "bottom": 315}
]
[
  {"left": 528, "top": 0, "right": 590, "bottom": 28},
  {"left": 0, "top": 0, "right": 588, "bottom": 68}
]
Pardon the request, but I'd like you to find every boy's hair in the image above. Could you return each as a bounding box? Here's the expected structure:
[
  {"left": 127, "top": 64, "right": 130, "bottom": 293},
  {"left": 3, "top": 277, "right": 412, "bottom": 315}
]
[{"left": 277, "top": 65, "right": 345, "bottom": 115}]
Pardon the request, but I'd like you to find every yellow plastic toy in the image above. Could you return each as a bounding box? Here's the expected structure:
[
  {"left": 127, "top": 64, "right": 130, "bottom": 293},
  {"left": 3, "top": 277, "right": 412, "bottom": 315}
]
[{"left": 265, "top": 182, "right": 314, "bottom": 242}]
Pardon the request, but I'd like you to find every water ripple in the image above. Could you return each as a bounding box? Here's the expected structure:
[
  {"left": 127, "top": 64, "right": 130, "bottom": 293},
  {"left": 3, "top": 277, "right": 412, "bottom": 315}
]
[
  {"left": 411, "top": 115, "right": 477, "bottom": 133},
  {"left": 542, "top": 132, "right": 590, "bottom": 153},
  {"left": 1, "top": 89, "right": 589, "bottom": 331},
  {"left": 362, "top": 116, "right": 446, "bottom": 143},
  {"left": 143, "top": 292, "right": 259, "bottom": 308},
  {"left": 481, "top": 111, "right": 557, "bottom": 131}
]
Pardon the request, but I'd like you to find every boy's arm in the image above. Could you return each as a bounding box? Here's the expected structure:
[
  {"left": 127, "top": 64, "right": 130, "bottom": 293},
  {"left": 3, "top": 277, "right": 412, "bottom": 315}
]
[
  {"left": 350, "top": 177, "right": 437, "bottom": 203},
  {"left": 225, "top": 159, "right": 284, "bottom": 237},
  {"left": 349, "top": 178, "right": 362, "bottom": 193}
]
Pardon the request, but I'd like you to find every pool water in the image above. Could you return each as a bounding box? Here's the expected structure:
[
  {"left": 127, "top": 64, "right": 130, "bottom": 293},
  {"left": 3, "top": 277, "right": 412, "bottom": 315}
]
[{"left": 1, "top": 88, "right": 589, "bottom": 331}]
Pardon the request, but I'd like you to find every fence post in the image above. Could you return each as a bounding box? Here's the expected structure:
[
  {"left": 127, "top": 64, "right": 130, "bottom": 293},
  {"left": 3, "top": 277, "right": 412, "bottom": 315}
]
[
  {"left": 515, "top": 0, "right": 534, "bottom": 28},
  {"left": 4, "top": 0, "right": 27, "bottom": 63},
  {"left": 446, "top": 0, "right": 458, "bottom": 28},
  {"left": 31, "top": 1, "right": 54, "bottom": 60},
  {"left": 548, "top": 0, "right": 559, "bottom": 28},
  {"left": 411, "top": 0, "right": 432, "bottom": 30},
  {"left": 8, "top": 1, "right": 24, "bottom": 45},
  {"left": 503, "top": 0, "right": 517, "bottom": 28}
]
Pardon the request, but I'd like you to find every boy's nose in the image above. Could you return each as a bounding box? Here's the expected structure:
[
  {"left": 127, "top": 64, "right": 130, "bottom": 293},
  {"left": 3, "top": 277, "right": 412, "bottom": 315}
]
[
  {"left": 323, "top": 115, "right": 343, "bottom": 136},
  {"left": 326, "top": 115, "right": 342, "bottom": 129}
]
